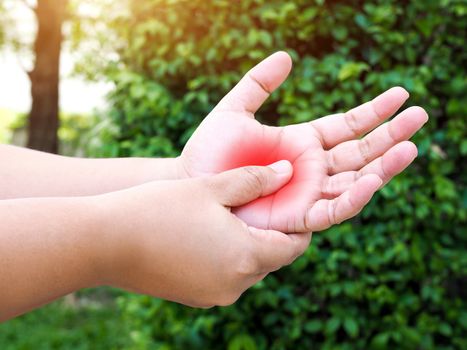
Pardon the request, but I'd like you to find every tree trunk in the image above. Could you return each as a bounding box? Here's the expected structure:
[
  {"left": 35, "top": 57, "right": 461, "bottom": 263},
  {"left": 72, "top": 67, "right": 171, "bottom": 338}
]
[{"left": 27, "top": 0, "right": 67, "bottom": 154}]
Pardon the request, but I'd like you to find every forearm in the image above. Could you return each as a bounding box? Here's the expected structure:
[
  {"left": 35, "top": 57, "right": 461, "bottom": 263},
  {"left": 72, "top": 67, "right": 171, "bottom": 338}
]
[
  {"left": 0, "top": 196, "right": 102, "bottom": 321},
  {"left": 0, "top": 144, "right": 183, "bottom": 199}
]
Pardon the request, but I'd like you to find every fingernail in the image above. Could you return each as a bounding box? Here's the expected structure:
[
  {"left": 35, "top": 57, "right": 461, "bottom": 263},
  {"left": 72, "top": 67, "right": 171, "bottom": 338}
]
[{"left": 268, "top": 160, "right": 292, "bottom": 174}]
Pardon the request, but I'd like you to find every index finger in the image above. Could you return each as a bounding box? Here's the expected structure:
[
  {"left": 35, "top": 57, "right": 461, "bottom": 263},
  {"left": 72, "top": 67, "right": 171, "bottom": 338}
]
[
  {"left": 248, "top": 226, "right": 312, "bottom": 273},
  {"left": 311, "top": 87, "right": 409, "bottom": 149}
]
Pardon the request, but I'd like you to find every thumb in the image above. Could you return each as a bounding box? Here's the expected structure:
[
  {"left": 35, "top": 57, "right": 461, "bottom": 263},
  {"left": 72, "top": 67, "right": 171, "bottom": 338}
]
[
  {"left": 213, "top": 51, "right": 292, "bottom": 116},
  {"left": 211, "top": 160, "right": 293, "bottom": 207}
]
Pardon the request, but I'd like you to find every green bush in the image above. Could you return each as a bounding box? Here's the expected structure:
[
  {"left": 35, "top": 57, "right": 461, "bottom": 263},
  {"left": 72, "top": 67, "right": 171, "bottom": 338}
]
[
  {"left": 90, "top": 0, "right": 467, "bottom": 349},
  {"left": 0, "top": 288, "right": 130, "bottom": 349}
]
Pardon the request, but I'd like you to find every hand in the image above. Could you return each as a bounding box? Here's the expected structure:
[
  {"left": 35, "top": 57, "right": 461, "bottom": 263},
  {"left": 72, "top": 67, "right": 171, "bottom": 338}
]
[
  {"left": 95, "top": 162, "right": 310, "bottom": 308},
  {"left": 179, "top": 52, "right": 428, "bottom": 233}
]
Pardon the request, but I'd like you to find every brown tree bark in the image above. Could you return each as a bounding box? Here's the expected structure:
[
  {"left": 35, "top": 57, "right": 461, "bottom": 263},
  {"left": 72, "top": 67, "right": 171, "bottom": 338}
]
[{"left": 27, "top": 0, "right": 67, "bottom": 154}]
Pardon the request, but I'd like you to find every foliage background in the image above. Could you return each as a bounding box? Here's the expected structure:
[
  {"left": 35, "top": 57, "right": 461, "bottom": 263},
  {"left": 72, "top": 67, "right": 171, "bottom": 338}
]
[{"left": 2, "top": 0, "right": 466, "bottom": 349}]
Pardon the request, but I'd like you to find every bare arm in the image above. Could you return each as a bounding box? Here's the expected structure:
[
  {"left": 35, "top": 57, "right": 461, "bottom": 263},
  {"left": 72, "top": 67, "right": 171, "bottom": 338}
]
[
  {"left": 0, "top": 144, "right": 183, "bottom": 199},
  {"left": 0, "top": 163, "right": 311, "bottom": 321},
  {"left": 0, "top": 196, "right": 101, "bottom": 321}
]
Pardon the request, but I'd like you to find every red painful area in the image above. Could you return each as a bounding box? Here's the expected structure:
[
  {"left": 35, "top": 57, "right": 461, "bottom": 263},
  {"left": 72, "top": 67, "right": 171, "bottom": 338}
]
[
  {"left": 219, "top": 136, "right": 285, "bottom": 168},
  {"left": 219, "top": 135, "right": 309, "bottom": 228}
]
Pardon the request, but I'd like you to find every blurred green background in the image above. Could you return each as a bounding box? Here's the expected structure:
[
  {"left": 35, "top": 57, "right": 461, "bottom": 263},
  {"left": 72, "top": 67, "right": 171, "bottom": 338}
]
[{"left": 0, "top": 0, "right": 466, "bottom": 349}]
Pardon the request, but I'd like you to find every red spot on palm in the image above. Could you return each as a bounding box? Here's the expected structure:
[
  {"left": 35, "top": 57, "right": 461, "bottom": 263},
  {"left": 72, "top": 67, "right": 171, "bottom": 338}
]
[
  {"left": 219, "top": 132, "right": 300, "bottom": 226},
  {"left": 184, "top": 115, "right": 326, "bottom": 231}
]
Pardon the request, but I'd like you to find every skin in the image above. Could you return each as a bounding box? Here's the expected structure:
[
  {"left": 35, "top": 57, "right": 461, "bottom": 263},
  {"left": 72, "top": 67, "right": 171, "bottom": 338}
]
[
  {"left": 0, "top": 145, "right": 182, "bottom": 199},
  {"left": 0, "top": 51, "right": 428, "bottom": 320},
  {"left": 0, "top": 162, "right": 311, "bottom": 321},
  {"left": 0, "top": 52, "right": 428, "bottom": 232},
  {"left": 180, "top": 52, "right": 429, "bottom": 232}
]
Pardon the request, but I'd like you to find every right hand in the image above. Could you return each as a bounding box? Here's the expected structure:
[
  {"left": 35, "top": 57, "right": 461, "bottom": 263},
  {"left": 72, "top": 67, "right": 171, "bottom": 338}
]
[
  {"left": 92, "top": 161, "right": 312, "bottom": 308},
  {"left": 179, "top": 51, "right": 428, "bottom": 233}
]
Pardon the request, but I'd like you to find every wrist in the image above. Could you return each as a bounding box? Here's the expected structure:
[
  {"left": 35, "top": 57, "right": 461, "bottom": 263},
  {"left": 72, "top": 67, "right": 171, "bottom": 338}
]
[
  {"left": 85, "top": 193, "right": 125, "bottom": 287},
  {"left": 173, "top": 156, "right": 191, "bottom": 179},
  {"left": 73, "top": 196, "right": 115, "bottom": 288},
  {"left": 88, "top": 185, "right": 167, "bottom": 289},
  {"left": 141, "top": 156, "right": 188, "bottom": 181}
]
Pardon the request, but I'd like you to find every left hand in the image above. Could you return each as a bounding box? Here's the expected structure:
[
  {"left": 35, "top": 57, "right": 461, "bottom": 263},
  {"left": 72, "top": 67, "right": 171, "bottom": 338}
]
[
  {"left": 95, "top": 162, "right": 309, "bottom": 308},
  {"left": 179, "top": 52, "right": 428, "bottom": 233}
]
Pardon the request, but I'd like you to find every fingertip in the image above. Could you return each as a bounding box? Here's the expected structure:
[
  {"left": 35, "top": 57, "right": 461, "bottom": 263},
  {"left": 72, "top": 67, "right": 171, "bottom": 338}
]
[
  {"left": 396, "top": 140, "right": 418, "bottom": 161},
  {"left": 359, "top": 173, "right": 383, "bottom": 189},
  {"left": 373, "top": 86, "right": 410, "bottom": 119},
  {"left": 252, "top": 52, "right": 293, "bottom": 92},
  {"left": 273, "top": 50, "right": 293, "bottom": 68},
  {"left": 380, "top": 141, "right": 418, "bottom": 179},
  {"left": 391, "top": 86, "right": 410, "bottom": 100},
  {"left": 404, "top": 140, "right": 418, "bottom": 153},
  {"left": 407, "top": 105, "right": 429, "bottom": 124},
  {"left": 265, "top": 160, "right": 293, "bottom": 196},
  {"left": 391, "top": 106, "right": 429, "bottom": 141}
]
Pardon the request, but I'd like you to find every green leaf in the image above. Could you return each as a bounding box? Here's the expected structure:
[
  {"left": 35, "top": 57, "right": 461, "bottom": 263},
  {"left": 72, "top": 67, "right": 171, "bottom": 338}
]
[
  {"left": 325, "top": 317, "right": 341, "bottom": 335},
  {"left": 343, "top": 318, "right": 359, "bottom": 338},
  {"left": 371, "top": 332, "right": 390, "bottom": 349},
  {"left": 304, "top": 320, "right": 322, "bottom": 333},
  {"left": 338, "top": 62, "right": 369, "bottom": 81},
  {"left": 228, "top": 334, "right": 257, "bottom": 350}
]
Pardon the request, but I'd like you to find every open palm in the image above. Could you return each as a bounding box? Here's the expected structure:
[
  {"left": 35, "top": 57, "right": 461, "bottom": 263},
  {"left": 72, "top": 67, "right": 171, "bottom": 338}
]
[{"left": 180, "top": 52, "right": 428, "bottom": 233}]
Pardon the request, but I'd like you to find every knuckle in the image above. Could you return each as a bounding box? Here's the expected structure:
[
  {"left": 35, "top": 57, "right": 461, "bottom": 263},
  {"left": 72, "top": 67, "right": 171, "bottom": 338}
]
[
  {"left": 326, "top": 150, "right": 337, "bottom": 174},
  {"left": 283, "top": 251, "right": 297, "bottom": 267},
  {"left": 344, "top": 110, "right": 361, "bottom": 136},
  {"left": 235, "top": 247, "right": 259, "bottom": 276},
  {"left": 242, "top": 166, "right": 267, "bottom": 197},
  {"left": 197, "top": 287, "right": 241, "bottom": 308},
  {"left": 303, "top": 202, "right": 317, "bottom": 232},
  {"left": 379, "top": 158, "right": 389, "bottom": 180},
  {"left": 287, "top": 242, "right": 303, "bottom": 265},
  {"left": 199, "top": 176, "right": 215, "bottom": 194},
  {"left": 296, "top": 233, "right": 312, "bottom": 256},
  {"left": 215, "top": 292, "right": 242, "bottom": 307},
  {"left": 322, "top": 176, "right": 334, "bottom": 197},
  {"left": 358, "top": 138, "right": 372, "bottom": 163},
  {"left": 327, "top": 200, "right": 339, "bottom": 227},
  {"left": 303, "top": 207, "right": 312, "bottom": 232},
  {"left": 248, "top": 72, "right": 271, "bottom": 94},
  {"left": 387, "top": 119, "right": 400, "bottom": 142},
  {"left": 194, "top": 302, "right": 215, "bottom": 309}
]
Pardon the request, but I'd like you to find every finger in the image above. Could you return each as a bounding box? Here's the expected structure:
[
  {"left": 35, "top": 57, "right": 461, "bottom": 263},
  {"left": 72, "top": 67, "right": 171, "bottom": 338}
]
[
  {"left": 359, "top": 141, "right": 418, "bottom": 186},
  {"left": 211, "top": 160, "right": 293, "bottom": 207},
  {"left": 248, "top": 226, "right": 312, "bottom": 273},
  {"left": 213, "top": 51, "right": 292, "bottom": 116},
  {"left": 327, "top": 106, "right": 428, "bottom": 174},
  {"left": 307, "top": 174, "right": 382, "bottom": 231},
  {"left": 311, "top": 87, "right": 409, "bottom": 148},
  {"left": 323, "top": 141, "right": 418, "bottom": 197}
]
